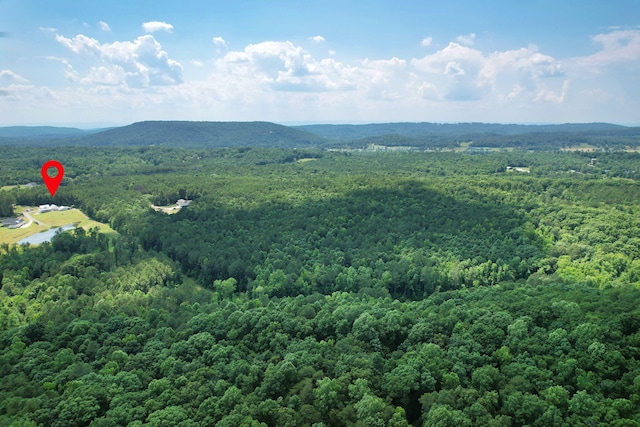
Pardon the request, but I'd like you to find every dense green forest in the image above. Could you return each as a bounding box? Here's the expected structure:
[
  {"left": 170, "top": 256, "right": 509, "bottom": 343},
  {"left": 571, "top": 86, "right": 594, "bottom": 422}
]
[{"left": 1, "top": 136, "right": 640, "bottom": 426}]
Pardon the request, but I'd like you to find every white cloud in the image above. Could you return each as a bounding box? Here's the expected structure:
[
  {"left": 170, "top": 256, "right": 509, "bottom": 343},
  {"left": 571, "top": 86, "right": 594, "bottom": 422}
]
[
  {"left": 329, "top": 50, "right": 336, "bottom": 56},
  {"left": 81, "top": 66, "right": 121, "bottom": 85},
  {"left": 309, "top": 35, "right": 325, "bottom": 43},
  {"left": 44, "top": 56, "right": 79, "bottom": 81},
  {"left": 535, "top": 81, "right": 569, "bottom": 103},
  {"left": 0, "top": 70, "right": 29, "bottom": 83},
  {"left": 360, "top": 57, "right": 407, "bottom": 100},
  {"left": 421, "top": 37, "right": 433, "bottom": 47},
  {"left": 579, "top": 29, "right": 640, "bottom": 67},
  {"left": 212, "top": 36, "right": 227, "bottom": 49},
  {"left": 411, "top": 42, "right": 567, "bottom": 103},
  {"left": 214, "top": 41, "right": 356, "bottom": 93},
  {"left": 142, "top": 21, "right": 174, "bottom": 33},
  {"left": 6, "top": 30, "right": 640, "bottom": 125},
  {"left": 456, "top": 33, "right": 476, "bottom": 46},
  {"left": 55, "top": 33, "right": 183, "bottom": 87},
  {"left": 98, "top": 21, "right": 111, "bottom": 32},
  {"left": 411, "top": 42, "right": 484, "bottom": 101}
]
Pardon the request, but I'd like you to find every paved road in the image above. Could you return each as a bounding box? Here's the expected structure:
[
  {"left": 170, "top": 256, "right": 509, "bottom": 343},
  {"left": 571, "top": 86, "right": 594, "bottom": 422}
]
[{"left": 22, "top": 209, "right": 46, "bottom": 226}]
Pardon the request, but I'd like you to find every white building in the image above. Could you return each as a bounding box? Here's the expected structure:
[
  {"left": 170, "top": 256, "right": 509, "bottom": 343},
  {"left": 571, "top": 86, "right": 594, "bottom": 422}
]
[{"left": 39, "top": 204, "right": 59, "bottom": 213}]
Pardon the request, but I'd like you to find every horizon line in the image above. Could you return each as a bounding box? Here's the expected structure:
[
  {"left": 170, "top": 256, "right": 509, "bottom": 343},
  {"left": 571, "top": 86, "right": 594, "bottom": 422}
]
[{"left": 1, "top": 120, "right": 639, "bottom": 129}]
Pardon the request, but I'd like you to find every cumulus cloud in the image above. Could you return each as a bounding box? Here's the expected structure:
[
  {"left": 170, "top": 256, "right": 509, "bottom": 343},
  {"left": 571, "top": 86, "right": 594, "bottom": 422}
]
[
  {"left": 98, "top": 21, "right": 111, "bottom": 32},
  {"left": 212, "top": 36, "right": 227, "bottom": 49},
  {"left": 11, "top": 29, "right": 640, "bottom": 124},
  {"left": 0, "top": 70, "right": 29, "bottom": 83},
  {"left": 55, "top": 33, "right": 183, "bottom": 87},
  {"left": 195, "top": 37, "right": 571, "bottom": 112},
  {"left": 579, "top": 29, "right": 640, "bottom": 67},
  {"left": 214, "top": 40, "right": 356, "bottom": 93},
  {"left": 411, "top": 42, "right": 566, "bottom": 103},
  {"left": 421, "top": 37, "right": 433, "bottom": 47},
  {"left": 456, "top": 33, "right": 476, "bottom": 46},
  {"left": 142, "top": 21, "right": 174, "bottom": 33},
  {"left": 309, "top": 35, "right": 325, "bottom": 43},
  {"left": 359, "top": 57, "right": 407, "bottom": 100}
]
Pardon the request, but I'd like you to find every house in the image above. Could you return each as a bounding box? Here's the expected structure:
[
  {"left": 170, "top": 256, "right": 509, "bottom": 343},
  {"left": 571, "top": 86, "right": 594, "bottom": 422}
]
[
  {"left": 2, "top": 217, "right": 25, "bottom": 229},
  {"left": 39, "top": 204, "right": 60, "bottom": 213},
  {"left": 23, "top": 182, "right": 38, "bottom": 187},
  {"left": 176, "top": 199, "right": 192, "bottom": 208}
]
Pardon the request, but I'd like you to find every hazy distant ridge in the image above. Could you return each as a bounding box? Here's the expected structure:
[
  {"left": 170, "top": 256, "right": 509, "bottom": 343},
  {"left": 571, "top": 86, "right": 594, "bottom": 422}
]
[
  {"left": 1, "top": 121, "right": 639, "bottom": 149},
  {"left": 295, "top": 122, "right": 629, "bottom": 139},
  {"left": 0, "top": 126, "right": 93, "bottom": 139}
]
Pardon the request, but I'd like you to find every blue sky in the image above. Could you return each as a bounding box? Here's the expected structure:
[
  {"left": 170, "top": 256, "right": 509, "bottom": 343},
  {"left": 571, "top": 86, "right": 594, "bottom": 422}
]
[{"left": 1, "top": 0, "right": 640, "bottom": 126}]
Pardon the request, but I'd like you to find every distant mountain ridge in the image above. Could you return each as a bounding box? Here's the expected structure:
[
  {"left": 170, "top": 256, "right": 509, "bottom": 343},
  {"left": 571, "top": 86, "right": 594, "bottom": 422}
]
[
  {"left": 1, "top": 120, "right": 638, "bottom": 149},
  {"left": 74, "top": 121, "right": 326, "bottom": 148}
]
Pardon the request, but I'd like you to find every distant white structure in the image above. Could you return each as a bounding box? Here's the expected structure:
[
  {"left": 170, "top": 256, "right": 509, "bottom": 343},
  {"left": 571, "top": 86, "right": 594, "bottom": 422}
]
[
  {"left": 39, "top": 204, "right": 71, "bottom": 213},
  {"left": 506, "top": 166, "right": 531, "bottom": 173},
  {"left": 39, "top": 204, "right": 57, "bottom": 213},
  {"left": 176, "top": 199, "right": 192, "bottom": 208}
]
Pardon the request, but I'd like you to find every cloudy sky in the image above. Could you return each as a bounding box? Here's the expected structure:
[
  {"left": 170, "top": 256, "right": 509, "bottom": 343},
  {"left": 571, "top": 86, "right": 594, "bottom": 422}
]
[{"left": 1, "top": 0, "right": 640, "bottom": 126}]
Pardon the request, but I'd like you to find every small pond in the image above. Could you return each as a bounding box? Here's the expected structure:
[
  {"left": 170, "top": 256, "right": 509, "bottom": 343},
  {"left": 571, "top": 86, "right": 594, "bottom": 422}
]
[{"left": 18, "top": 224, "right": 76, "bottom": 245}]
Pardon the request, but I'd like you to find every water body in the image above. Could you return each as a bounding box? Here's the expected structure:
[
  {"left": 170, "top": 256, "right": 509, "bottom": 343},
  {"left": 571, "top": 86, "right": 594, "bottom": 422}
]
[{"left": 18, "top": 224, "right": 76, "bottom": 245}]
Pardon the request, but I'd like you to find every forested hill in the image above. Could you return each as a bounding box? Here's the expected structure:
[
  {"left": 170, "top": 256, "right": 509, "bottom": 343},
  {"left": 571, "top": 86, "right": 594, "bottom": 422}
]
[
  {"left": 0, "top": 121, "right": 326, "bottom": 148},
  {"left": 68, "top": 121, "right": 326, "bottom": 148},
  {"left": 295, "top": 122, "right": 630, "bottom": 139},
  {"left": 2, "top": 120, "right": 640, "bottom": 149}
]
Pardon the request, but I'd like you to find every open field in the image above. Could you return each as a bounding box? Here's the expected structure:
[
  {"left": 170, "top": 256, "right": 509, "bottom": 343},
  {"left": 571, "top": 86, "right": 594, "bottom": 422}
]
[
  {"left": 0, "top": 184, "right": 41, "bottom": 191},
  {"left": 37, "top": 209, "right": 87, "bottom": 226},
  {"left": 0, "top": 207, "right": 116, "bottom": 245}
]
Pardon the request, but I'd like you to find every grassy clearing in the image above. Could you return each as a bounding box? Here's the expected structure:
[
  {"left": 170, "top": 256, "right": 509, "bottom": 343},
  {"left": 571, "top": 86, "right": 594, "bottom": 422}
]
[
  {"left": 0, "top": 184, "right": 41, "bottom": 191},
  {"left": 151, "top": 204, "right": 181, "bottom": 214},
  {"left": 0, "top": 207, "right": 117, "bottom": 245},
  {"left": 36, "top": 209, "right": 87, "bottom": 227}
]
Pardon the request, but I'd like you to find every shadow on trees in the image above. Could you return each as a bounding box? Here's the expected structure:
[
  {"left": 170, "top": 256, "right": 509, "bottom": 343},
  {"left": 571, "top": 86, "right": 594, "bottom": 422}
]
[{"left": 134, "top": 181, "right": 546, "bottom": 299}]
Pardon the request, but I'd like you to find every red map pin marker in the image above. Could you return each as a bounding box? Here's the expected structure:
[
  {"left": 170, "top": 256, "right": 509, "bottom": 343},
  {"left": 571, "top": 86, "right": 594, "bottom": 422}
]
[{"left": 41, "top": 160, "right": 64, "bottom": 196}]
